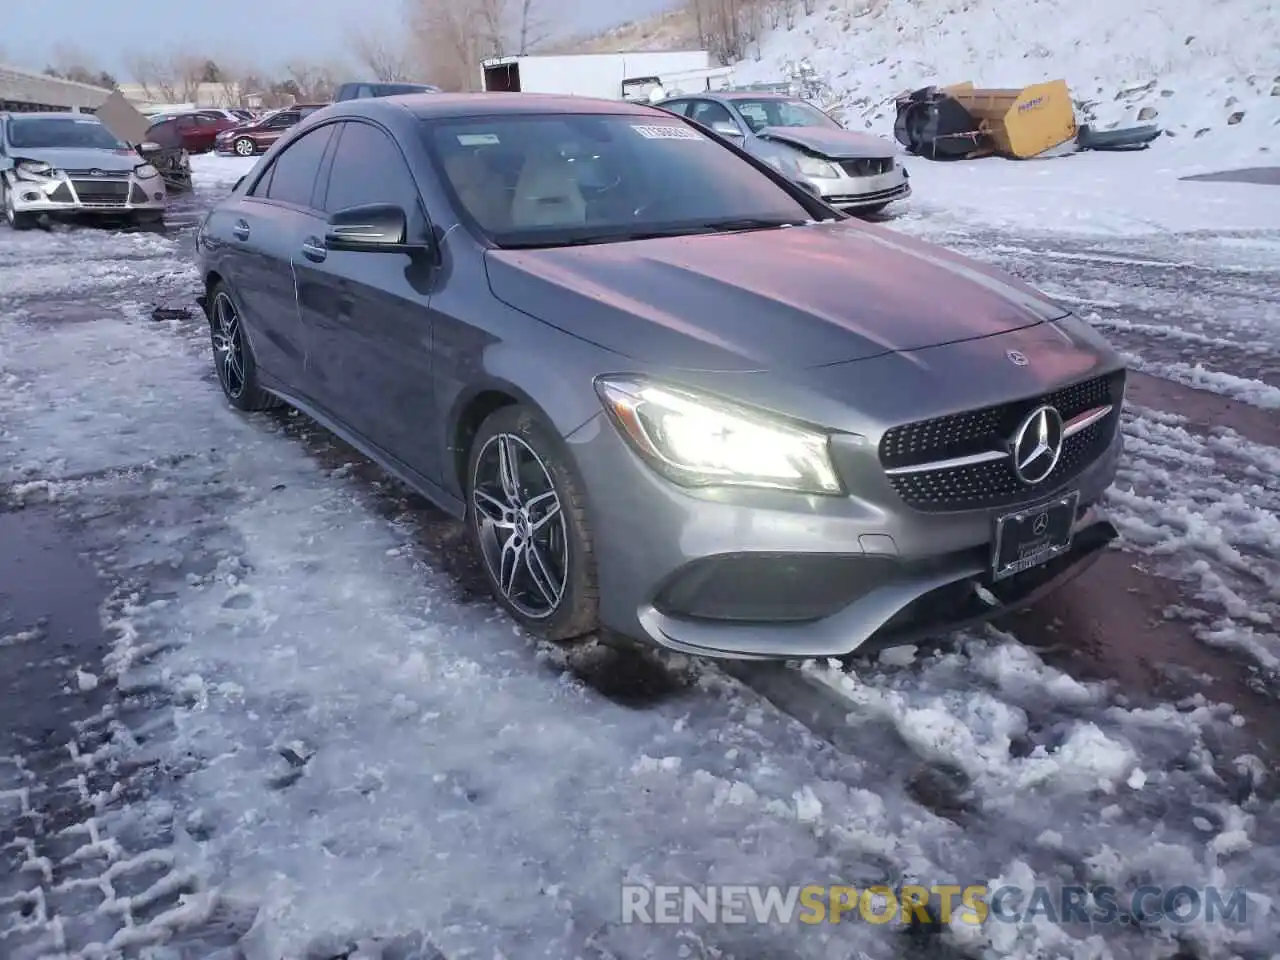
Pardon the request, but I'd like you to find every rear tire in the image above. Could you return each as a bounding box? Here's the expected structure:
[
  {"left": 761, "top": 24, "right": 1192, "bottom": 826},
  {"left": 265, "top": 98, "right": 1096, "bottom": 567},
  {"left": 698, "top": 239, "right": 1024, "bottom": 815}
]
[
  {"left": 207, "top": 282, "right": 282, "bottom": 412},
  {"left": 466, "top": 405, "right": 599, "bottom": 643},
  {"left": 233, "top": 137, "right": 256, "bottom": 157}
]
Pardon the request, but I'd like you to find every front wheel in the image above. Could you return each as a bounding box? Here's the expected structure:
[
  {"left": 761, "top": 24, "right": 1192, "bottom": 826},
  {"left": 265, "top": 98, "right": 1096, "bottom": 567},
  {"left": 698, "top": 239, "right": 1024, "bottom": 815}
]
[
  {"left": 233, "top": 137, "right": 256, "bottom": 157},
  {"left": 2, "top": 180, "right": 37, "bottom": 230},
  {"left": 466, "top": 405, "right": 599, "bottom": 642}
]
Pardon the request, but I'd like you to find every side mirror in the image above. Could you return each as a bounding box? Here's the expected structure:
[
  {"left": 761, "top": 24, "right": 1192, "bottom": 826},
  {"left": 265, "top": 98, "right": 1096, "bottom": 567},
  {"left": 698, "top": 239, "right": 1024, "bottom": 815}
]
[
  {"left": 324, "top": 203, "right": 432, "bottom": 255},
  {"left": 711, "top": 121, "right": 744, "bottom": 139}
]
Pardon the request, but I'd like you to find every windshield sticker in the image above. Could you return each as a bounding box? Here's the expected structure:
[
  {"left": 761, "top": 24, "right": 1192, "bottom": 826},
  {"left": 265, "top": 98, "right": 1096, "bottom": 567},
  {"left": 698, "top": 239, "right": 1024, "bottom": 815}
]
[
  {"left": 457, "top": 133, "right": 500, "bottom": 145},
  {"left": 630, "top": 124, "right": 705, "bottom": 141}
]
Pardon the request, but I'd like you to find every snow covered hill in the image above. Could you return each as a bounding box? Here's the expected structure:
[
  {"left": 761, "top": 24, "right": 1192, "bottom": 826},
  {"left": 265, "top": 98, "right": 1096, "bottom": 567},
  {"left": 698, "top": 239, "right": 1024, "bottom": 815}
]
[{"left": 656, "top": 0, "right": 1280, "bottom": 166}]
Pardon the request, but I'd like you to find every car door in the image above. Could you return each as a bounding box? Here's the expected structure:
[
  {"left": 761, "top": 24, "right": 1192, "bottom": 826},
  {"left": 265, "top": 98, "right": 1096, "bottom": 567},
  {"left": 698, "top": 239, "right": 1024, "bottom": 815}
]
[
  {"left": 296, "top": 119, "right": 441, "bottom": 480},
  {"left": 217, "top": 124, "right": 336, "bottom": 392},
  {"left": 190, "top": 112, "right": 224, "bottom": 152},
  {"left": 257, "top": 111, "right": 299, "bottom": 150}
]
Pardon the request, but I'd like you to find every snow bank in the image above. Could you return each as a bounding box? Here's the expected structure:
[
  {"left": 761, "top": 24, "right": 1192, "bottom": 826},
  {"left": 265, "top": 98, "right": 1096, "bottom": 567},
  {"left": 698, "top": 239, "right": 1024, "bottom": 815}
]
[
  {"left": 727, "top": 0, "right": 1280, "bottom": 235},
  {"left": 732, "top": 0, "right": 1279, "bottom": 167}
]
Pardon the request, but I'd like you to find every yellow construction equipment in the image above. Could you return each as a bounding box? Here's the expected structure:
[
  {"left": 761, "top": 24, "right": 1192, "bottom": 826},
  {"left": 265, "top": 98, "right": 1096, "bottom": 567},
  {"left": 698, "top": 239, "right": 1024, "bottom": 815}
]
[{"left": 943, "top": 80, "right": 1077, "bottom": 159}]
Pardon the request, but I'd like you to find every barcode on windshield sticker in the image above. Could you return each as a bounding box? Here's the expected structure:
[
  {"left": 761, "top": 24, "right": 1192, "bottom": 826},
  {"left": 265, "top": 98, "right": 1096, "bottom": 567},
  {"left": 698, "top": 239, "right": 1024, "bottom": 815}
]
[
  {"left": 457, "top": 133, "right": 500, "bottom": 145},
  {"left": 630, "top": 124, "right": 705, "bottom": 141}
]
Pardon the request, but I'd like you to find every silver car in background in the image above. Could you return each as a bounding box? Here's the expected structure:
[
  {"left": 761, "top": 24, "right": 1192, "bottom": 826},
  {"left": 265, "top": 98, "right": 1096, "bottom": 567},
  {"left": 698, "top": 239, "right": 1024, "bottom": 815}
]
[
  {"left": 658, "top": 91, "right": 910, "bottom": 214},
  {"left": 0, "top": 112, "right": 167, "bottom": 230}
]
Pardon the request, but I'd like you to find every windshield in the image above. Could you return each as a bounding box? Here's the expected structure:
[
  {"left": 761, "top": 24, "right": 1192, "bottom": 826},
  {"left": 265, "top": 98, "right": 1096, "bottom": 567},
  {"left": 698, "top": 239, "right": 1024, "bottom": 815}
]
[
  {"left": 7, "top": 117, "right": 128, "bottom": 150},
  {"left": 426, "top": 113, "right": 819, "bottom": 248},
  {"left": 734, "top": 99, "right": 841, "bottom": 133}
]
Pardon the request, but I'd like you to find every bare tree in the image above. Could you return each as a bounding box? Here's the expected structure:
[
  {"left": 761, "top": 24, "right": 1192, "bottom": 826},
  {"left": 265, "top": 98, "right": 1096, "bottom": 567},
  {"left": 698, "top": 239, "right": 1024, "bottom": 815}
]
[
  {"left": 403, "top": 0, "right": 548, "bottom": 90},
  {"left": 349, "top": 22, "right": 414, "bottom": 80},
  {"left": 122, "top": 51, "right": 181, "bottom": 101},
  {"left": 283, "top": 59, "right": 344, "bottom": 101}
]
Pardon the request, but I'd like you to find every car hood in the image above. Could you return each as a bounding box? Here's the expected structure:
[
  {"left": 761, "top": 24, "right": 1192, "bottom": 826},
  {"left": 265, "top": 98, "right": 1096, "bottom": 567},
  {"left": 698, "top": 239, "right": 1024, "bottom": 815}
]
[
  {"left": 756, "top": 125, "right": 893, "bottom": 159},
  {"left": 484, "top": 220, "right": 1071, "bottom": 372},
  {"left": 9, "top": 146, "right": 140, "bottom": 170}
]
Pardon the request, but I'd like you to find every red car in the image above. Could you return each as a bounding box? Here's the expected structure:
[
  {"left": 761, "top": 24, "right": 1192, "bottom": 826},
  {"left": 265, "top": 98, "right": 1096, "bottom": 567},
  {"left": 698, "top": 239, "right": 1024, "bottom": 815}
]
[
  {"left": 146, "top": 109, "right": 242, "bottom": 154},
  {"left": 213, "top": 104, "right": 328, "bottom": 157}
]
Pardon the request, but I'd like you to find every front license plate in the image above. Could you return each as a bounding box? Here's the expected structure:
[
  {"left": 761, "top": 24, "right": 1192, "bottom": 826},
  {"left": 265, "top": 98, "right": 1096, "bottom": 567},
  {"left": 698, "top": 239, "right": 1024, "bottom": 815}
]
[{"left": 991, "top": 491, "right": 1079, "bottom": 581}]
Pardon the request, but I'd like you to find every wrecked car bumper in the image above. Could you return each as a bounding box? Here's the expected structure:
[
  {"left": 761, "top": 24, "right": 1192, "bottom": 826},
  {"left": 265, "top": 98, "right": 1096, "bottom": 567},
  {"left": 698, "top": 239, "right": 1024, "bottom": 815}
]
[{"left": 5, "top": 169, "right": 166, "bottom": 217}]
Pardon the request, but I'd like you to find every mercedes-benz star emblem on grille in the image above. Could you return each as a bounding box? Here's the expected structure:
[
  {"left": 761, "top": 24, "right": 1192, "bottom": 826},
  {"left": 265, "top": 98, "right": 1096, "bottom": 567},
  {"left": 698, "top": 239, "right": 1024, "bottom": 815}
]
[
  {"left": 1010, "top": 405, "right": 1064, "bottom": 485},
  {"left": 1032, "top": 512, "right": 1049, "bottom": 535},
  {"left": 1006, "top": 349, "right": 1028, "bottom": 366}
]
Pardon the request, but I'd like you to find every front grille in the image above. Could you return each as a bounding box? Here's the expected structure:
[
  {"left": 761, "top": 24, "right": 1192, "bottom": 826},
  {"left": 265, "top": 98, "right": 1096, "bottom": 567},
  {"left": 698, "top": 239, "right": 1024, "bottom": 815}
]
[
  {"left": 880, "top": 371, "right": 1124, "bottom": 512},
  {"left": 71, "top": 179, "right": 130, "bottom": 206},
  {"left": 63, "top": 169, "right": 131, "bottom": 178},
  {"left": 839, "top": 157, "right": 893, "bottom": 177}
]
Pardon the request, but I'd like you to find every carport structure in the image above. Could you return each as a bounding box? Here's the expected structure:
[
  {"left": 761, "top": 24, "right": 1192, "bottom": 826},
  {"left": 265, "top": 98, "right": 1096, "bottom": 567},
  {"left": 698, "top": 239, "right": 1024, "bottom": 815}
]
[{"left": 0, "top": 62, "right": 111, "bottom": 113}]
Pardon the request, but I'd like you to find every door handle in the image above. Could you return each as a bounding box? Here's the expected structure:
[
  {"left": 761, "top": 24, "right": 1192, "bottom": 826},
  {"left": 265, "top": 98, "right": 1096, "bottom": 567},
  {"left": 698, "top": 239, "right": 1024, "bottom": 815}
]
[
  {"left": 301, "top": 237, "right": 327, "bottom": 262},
  {"left": 232, "top": 219, "right": 250, "bottom": 240}
]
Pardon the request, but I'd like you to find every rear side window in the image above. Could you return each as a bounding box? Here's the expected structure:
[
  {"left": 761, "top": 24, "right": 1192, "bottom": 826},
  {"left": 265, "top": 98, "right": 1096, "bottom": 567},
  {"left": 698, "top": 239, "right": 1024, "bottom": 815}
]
[
  {"left": 321, "top": 121, "right": 419, "bottom": 213},
  {"left": 263, "top": 125, "right": 335, "bottom": 208}
]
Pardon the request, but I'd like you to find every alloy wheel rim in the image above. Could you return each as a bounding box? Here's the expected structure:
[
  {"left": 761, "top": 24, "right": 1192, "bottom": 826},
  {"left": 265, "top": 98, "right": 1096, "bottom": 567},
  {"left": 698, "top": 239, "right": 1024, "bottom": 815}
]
[
  {"left": 235, "top": 139, "right": 254, "bottom": 156},
  {"left": 471, "top": 433, "right": 568, "bottom": 619},
  {"left": 210, "top": 292, "right": 246, "bottom": 399}
]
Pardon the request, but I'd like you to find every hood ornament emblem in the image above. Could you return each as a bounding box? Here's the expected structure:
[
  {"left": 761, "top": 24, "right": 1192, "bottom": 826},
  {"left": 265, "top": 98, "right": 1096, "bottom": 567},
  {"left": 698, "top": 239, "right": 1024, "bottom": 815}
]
[{"left": 1006, "top": 349, "right": 1028, "bottom": 366}]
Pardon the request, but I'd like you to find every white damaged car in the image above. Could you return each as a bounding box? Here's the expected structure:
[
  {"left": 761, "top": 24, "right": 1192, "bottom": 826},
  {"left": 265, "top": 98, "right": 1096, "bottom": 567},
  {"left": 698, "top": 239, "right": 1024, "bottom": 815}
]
[{"left": 0, "top": 111, "right": 167, "bottom": 230}]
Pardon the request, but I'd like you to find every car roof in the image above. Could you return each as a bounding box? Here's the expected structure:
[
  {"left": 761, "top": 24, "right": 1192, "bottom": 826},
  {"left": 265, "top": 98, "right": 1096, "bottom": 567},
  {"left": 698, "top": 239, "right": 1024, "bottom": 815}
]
[
  {"left": 332, "top": 92, "right": 666, "bottom": 120},
  {"left": 7, "top": 111, "right": 102, "bottom": 121}
]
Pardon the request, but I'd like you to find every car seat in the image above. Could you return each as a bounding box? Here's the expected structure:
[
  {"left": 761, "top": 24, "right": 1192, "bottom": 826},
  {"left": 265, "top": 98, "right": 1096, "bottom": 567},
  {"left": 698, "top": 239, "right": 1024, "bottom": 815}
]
[
  {"left": 509, "top": 152, "right": 587, "bottom": 228},
  {"left": 441, "top": 149, "right": 510, "bottom": 230}
]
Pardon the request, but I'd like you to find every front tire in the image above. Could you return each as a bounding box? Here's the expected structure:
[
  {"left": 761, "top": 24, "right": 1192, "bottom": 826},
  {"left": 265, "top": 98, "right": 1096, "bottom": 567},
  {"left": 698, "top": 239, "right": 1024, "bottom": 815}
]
[
  {"left": 466, "top": 405, "right": 599, "bottom": 642},
  {"left": 234, "top": 137, "right": 256, "bottom": 157},
  {"left": 2, "top": 180, "right": 37, "bottom": 230},
  {"left": 207, "top": 283, "right": 281, "bottom": 412}
]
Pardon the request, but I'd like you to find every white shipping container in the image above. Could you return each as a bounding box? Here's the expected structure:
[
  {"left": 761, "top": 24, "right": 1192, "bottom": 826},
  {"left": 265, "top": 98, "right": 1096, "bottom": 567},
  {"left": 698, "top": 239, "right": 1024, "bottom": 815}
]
[{"left": 480, "top": 52, "right": 712, "bottom": 100}]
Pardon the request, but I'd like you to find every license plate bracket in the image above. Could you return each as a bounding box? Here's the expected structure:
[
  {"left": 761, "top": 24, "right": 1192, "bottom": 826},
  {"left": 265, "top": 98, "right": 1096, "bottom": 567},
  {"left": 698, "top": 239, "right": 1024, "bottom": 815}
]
[{"left": 991, "top": 491, "right": 1079, "bottom": 581}]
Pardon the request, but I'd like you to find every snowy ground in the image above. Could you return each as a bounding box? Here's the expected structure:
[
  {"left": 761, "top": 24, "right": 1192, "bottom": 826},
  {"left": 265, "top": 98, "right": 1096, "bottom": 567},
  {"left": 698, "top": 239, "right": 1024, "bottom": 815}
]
[
  {"left": 0, "top": 152, "right": 1277, "bottom": 960},
  {"left": 728, "top": 0, "right": 1279, "bottom": 171}
]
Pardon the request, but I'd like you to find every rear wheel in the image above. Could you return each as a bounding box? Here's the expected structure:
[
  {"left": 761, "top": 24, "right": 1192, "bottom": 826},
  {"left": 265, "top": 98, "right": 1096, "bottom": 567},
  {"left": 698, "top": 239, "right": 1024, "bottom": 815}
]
[
  {"left": 466, "top": 405, "right": 599, "bottom": 642},
  {"left": 233, "top": 137, "right": 256, "bottom": 157},
  {"left": 208, "top": 283, "right": 281, "bottom": 412}
]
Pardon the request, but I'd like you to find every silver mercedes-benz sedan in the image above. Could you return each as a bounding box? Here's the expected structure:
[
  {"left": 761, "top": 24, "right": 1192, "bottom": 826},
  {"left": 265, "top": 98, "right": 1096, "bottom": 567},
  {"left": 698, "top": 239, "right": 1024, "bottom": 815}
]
[
  {"left": 195, "top": 93, "right": 1124, "bottom": 660},
  {"left": 0, "top": 112, "right": 167, "bottom": 229}
]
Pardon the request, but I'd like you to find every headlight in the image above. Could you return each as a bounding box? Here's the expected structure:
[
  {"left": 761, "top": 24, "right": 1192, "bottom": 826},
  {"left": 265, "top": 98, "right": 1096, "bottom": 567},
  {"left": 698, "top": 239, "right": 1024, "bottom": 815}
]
[
  {"left": 134, "top": 163, "right": 159, "bottom": 179},
  {"left": 15, "top": 159, "right": 56, "bottom": 180},
  {"left": 795, "top": 155, "right": 841, "bottom": 178},
  {"left": 594, "top": 376, "right": 843, "bottom": 495}
]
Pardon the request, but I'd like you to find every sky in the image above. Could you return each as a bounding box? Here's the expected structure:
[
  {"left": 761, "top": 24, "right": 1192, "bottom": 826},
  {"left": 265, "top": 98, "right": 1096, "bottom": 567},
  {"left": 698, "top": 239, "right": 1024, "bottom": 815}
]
[{"left": 2, "top": 0, "right": 678, "bottom": 80}]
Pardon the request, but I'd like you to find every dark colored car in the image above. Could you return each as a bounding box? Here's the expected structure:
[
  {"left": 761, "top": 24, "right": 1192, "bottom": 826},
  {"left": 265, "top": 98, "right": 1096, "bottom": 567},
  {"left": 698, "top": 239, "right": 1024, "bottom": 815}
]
[
  {"left": 334, "top": 81, "right": 443, "bottom": 101},
  {"left": 214, "top": 105, "right": 329, "bottom": 157},
  {"left": 195, "top": 93, "right": 1125, "bottom": 660},
  {"left": 146, "top": 109, "right": 240, "bottom": 154}
]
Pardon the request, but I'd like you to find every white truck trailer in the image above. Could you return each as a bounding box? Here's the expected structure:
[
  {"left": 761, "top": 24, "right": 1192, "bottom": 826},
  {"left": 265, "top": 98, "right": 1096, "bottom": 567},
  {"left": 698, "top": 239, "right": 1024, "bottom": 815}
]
[{"left": 480, "top": 52, "right": 712, "bottom": 100}]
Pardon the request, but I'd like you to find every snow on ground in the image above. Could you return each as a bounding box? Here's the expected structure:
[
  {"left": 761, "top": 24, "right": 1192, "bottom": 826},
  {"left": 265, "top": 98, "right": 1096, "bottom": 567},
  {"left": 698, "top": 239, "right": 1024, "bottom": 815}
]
[
  {"left": 732, "top": 0, "right": 1279, "bottom": 167},
  {"left": 725, "top": 0, "right": 1280, "bottom": 236},
  {"left": 0, "top": 155, "right": 1276, "bottom": 959}
]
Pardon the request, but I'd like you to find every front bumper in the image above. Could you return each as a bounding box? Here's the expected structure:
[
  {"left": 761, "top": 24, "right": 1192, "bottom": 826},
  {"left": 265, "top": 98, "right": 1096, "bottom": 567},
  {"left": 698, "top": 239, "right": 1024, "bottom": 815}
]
[
  {"left": 813, "top": 166, "right": 911, "bottom": 210},
  {"left": 569, "top": 364, "right": 1124, "bottom": 660},
  {"left": 7, "top": 170, "right": 166, "bottom": 216}
]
